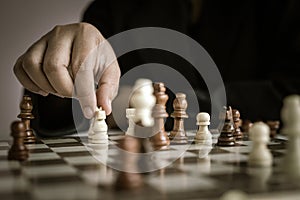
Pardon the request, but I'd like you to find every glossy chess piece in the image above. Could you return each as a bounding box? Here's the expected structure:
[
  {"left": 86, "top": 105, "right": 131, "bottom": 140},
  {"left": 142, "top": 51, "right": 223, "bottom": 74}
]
[
  {"left": 232, "top": 109, "right": 243, "bottom": 140},
  {"left": 150, "top": 82, "right": 170, "bottom": 150},
  {"left": 169, "top": 93, "right": 188, "bottom": 144},
  {"left": 217, "top": 106, "right": 235, "bottom": 146},
  {"left": 17, "top": 95, "right": 35, "bottom": 143},
  {"left": 8, "top": 121, "right": 29, "bottom": 161}
]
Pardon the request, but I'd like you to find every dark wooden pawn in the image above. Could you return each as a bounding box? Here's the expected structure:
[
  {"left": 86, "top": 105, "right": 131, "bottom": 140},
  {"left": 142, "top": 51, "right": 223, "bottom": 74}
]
[
  {"left": 169, "top": 93, "right": 188, "bottom": 144},
  {"left": 17, "top": 95, "right": 35, "bottom": 143},
  {"left": 114, "top": 135, "right": 144, "bottom": 190},
  {"left": 241, "top": 119, "right": 253, "bottom": 139},
  {"left": 266, "top": 120, "right": 280, "bottom": 139},
  {"left": 232, "top": 109, "right": 243, "bottom": 140},
  {"left": 8, "top": 121, "right": 29, "bottom": 161},
  {"left": 150, "top": 82, "right": 170, "bottom": 150},
  {"left": 217, "top": 106, "right": 235, "bottom": 146}
]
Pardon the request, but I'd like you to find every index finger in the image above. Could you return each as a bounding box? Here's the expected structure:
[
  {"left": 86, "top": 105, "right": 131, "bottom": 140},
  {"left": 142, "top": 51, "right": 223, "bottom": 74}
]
[{"left": 73, "top": 49, "right": 98, "bottom": 119}]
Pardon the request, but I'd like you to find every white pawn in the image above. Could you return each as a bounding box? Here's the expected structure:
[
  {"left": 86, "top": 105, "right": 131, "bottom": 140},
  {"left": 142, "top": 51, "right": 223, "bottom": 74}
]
[
  {"left": 248, "top": 122, "right": 272, "bottom": 167},
  {"left": 195, "top": 112, "right": 212, "bottom": 145},
  {"left": 281, "top": 95, "right": 300, "bottom": 135},
  {"left": 125, "top": 108, "right": 136, "bottom": 136},
  {"left": 220, "top": 190, "right": 249, "bottom": 200},
  {"left": 88, "top": 108, "right": 108, "bottom": 144},
  {"left": 129, "top": 79, "right": 156, "bottom": 127},
  {"left": 281, "top": 95, "right": 300, "bottom": 177}
]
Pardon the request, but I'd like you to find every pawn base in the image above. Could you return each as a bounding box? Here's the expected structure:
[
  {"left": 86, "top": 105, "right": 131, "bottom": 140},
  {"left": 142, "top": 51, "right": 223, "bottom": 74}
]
[
  {"left": 8, "top": 149, "right": 29, "bottom": 161},
  {"left": 169, "top": 131, "right": 188, "bottom": 144}
]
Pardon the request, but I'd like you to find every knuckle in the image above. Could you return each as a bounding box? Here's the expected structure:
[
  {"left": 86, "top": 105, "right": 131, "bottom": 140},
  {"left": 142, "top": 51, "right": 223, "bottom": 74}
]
[
  {"left": 78, "top": 22, "right": 103, "bottom": 43},
  {"left": 51, "top": 25, "right": 63, "bottom": 34},
  {"left": 78, "top": 22, "right": 97, "bottom": 32},
  {"left": 43, "top": 59, "right": 62, "bottom": 74},
  {"left": 22, "top": 55, "right": 40, "bottom": 71}
]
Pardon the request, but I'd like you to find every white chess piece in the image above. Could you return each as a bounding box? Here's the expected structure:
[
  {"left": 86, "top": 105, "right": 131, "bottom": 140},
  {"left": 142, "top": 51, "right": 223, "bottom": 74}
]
[
  {"left": 125, "top": 108, "right": 136, "bottom": 136},
  {"left": 247, "top": 167, "right": 272, "bottom": 192},
  {"left": 281, "top": 95, "right": 300, "bottom": 135},
  {"left": 129, "top": 79, "right": 156, "bottom": 127},
  {"left": 281, "top": 95, "right": 300, "bottom": 177},
  {"left": 88, "top": 108, "right": 108, "bottom": 144},
  {"left": 195, "top": 112, "right": 212, "bottom": 145},
  {"left": 248, "top": 122, "right": 272, "bottom": 167},
  {"left": 220, "top": 190, "right": 249, "bottom": 200}
]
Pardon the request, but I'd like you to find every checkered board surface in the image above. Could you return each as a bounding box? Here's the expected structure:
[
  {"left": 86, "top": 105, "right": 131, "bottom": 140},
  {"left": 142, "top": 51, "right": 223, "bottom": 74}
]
[{"left": 1, "top": 130, "right": 300, "bottom": 200}]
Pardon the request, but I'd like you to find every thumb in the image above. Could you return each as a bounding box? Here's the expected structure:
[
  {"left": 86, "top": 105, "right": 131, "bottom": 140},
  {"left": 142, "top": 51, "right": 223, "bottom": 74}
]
[{"left": 96, "top": 61, "right": 120, "bottom": 115}]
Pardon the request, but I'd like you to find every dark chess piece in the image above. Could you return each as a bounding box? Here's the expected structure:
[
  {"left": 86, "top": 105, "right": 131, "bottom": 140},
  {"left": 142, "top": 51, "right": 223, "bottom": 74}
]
[
  {"left": 17, "top": 95, "right": 36, "bottom": 143},
  {"left": 150, "top": 82, "right": 170, "bottom": 150},
  {"left": 266, "top": 120, "right": 280, "bottom": 139},
  {"left": 232, "top": 109, "right": 243, "bottom": 140},
  {"left": 217, "top": 106, "right": 236, "bottom": 146},
  {"left": 169, "top": 93, "right": 188, "bottom": 144},
  {"left": 114, "top": 135, "right": 144, "bottom": 190},
  {"left": 241, "top": 119, "right": 253, "bottom": 139},
  {"left": 8, "top": 121, "right": 29, "bottom": 161}
]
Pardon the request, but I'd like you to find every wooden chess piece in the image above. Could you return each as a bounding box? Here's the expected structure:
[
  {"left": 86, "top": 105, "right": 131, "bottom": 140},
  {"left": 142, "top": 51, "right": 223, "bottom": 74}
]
[
  {"left": 217, "top": 106, "right": 235, "bottom": 146},
  {"left": 241, "top": 119, "right": 253, "bottom": 133},
  {"left": 232, "top": 109, "right": 243, "bottom": 140},
  {"left": 114, "top": 135, "right": 144, "bottom": 190},
  {"left": 150, "top": 82, "right": 170, "bottom": 150},
  {"left": 169, "top": 93, "right": 188, "bottom": 144},
  {"left": 17, "top": 95, "right": 36, "bottom": 143},
  {"left": 266, "top": 120, "right": 280, "bottom": 139},
  {"left": 8, "top": 121, "right": 29, "bottom": 161}
]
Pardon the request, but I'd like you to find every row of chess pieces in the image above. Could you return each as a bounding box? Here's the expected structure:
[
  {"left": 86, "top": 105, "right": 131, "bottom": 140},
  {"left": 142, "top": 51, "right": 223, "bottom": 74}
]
[
  {"left": 87, "top": 78, "right": 281, "bottom": 150},
  {"left": 87, "top": 79, "right": 193, "bottom": 150},
  {"left": 218, "top": 94, "right": 300, "bottom": 179},
  {"left": 87, "top": 79, "right": 217, "bottom": 150}
]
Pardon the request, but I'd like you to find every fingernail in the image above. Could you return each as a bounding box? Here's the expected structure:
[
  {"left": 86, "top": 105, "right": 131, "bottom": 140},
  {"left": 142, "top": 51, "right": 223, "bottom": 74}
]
[{"left": 83, "top": 107, "right": 94, "bottom": 119}]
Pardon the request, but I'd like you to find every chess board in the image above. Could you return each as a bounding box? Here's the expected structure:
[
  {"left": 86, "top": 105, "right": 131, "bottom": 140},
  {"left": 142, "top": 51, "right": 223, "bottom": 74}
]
[{"left": 1, "top": 130, "right": 299, "bottom": 200}]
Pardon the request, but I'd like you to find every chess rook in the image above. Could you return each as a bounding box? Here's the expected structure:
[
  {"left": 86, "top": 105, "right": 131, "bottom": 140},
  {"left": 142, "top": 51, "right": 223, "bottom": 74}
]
[
  {"left": 217, "top": 106, "right": 235, "bottom": 146},
  {"left": 150, "top": 82, "right": 170, "bottom": 150},
  {"left": 17, "top": 95, "right": 35, "bottom": 143},
  {"left": 248, "top": 122, "right": 272, "bottom": 167},
  {"left": 8, "top": 121, "right": 29, "bottom": 161},
  {"left": 169, "top": 93, "right": 188, "bottom": 144},
  {"left": 232, "top": 109, "right": 243, "bottom": 140}
]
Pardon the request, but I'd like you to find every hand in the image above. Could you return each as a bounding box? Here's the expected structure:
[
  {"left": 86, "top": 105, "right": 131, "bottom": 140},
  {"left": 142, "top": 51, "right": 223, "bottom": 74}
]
[{"left": 14, "top": 23, "right": 120, "bottom": 118}]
